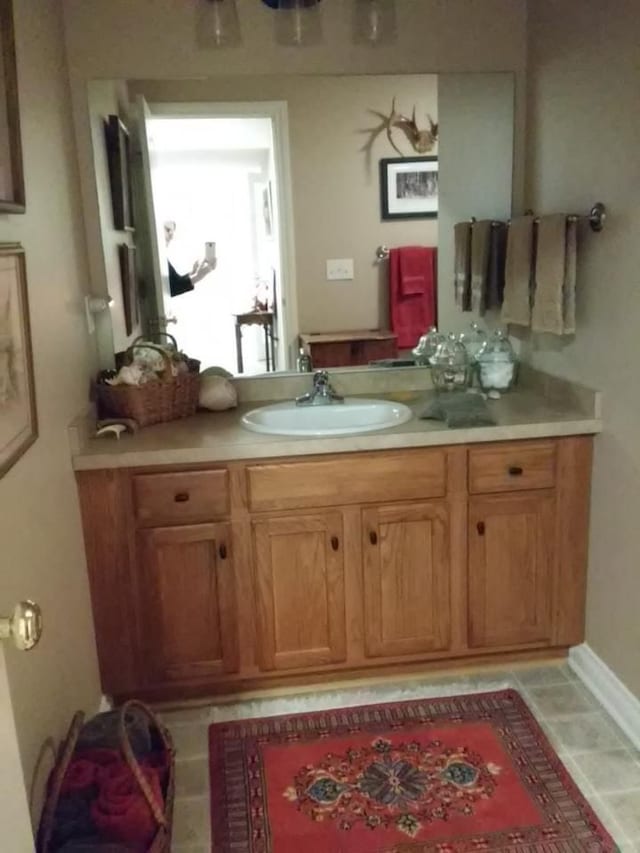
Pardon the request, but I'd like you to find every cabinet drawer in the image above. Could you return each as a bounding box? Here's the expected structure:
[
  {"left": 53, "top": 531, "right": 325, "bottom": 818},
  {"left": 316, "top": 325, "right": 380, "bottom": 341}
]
[
  {"left": 133, "top": 470, "right": 229, "bottom": 527},
  {"left": 469, "top": 441, "right": 556, "bottom": 494},
  {"left": 247, "top": 449, "right": 446, "bottom": 512}
]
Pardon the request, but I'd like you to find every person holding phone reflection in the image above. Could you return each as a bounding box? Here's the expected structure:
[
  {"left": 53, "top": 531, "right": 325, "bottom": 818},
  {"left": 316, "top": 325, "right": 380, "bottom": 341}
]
[{"left": 164, "top": 220, "right": 215, "bottom": 297}]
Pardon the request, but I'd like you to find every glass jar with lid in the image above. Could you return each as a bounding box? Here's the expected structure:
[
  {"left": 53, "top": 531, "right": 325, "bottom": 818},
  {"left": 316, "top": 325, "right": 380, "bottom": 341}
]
[
  {"left": 459, "top": 322, "right": 487, "bottom": 364},
  {"left": 430, "top": 333, "right": 472, "bottom": 391},
  {"left": 475, "top": 330, "right": 518, "bottom": 394},
  {"left": 413, "top": 326, "right": 444, "bottom": 366}
]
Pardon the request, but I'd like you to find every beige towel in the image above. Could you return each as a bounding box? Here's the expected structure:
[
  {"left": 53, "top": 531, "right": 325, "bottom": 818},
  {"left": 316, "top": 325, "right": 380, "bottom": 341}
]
[
  {"left": 563, "top": 218, "right": 577, "bottom": 334},
  {"left": 532, "top": 214, "right": 576, "bottom": 335},
  {"left": 501, "top": 215, "right": 535, "bottom": 326},
  {"left": 470, "top": 220, "right": 492, "bottom": 315},
  {"left": 453, "top": 222, "right": 472, "bottom": 311}
]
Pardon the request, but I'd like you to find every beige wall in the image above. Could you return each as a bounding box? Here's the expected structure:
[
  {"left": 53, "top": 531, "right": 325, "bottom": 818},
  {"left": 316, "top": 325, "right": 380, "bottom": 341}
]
[
  {"left": 0, "top": 0, "right": 101, "bottom": 832},
  {"left": 131, "top": 74, "right": 438, "bottom": 336},
  {"left": 525, "top": 1, "right": 640, "bottom": 697}
]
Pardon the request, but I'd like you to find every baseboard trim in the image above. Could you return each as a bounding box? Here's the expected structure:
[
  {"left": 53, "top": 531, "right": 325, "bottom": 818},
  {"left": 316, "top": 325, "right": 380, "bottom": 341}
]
[{"left": 569, "top": 643, "right": 640, "bottom": 750}]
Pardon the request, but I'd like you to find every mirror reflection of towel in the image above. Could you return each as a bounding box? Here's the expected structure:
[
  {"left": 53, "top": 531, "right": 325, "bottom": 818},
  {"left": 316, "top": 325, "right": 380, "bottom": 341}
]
[
  {"left": 470, "top": 220, "right": 492, "bottom": 315},
  {"left": 454, "top": 222, "right": 472, "bottom": 311},
  {"left": 389, "top": 246, "right": 437, "bottom": 348}
]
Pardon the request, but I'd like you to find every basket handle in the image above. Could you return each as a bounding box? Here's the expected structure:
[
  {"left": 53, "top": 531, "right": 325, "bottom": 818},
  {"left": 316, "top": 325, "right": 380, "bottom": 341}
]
[
  {"left": 118, "top": 699, "right": 171, "bottom": 829},
  {"left": 38, "top": 711, "right": 86, "bottom": 853},
  {"left": 127, "top": 342, "right": 174, "bottom": 383},
  {"left": 131, "top": 332, "right": 178, "bottom": 351}
]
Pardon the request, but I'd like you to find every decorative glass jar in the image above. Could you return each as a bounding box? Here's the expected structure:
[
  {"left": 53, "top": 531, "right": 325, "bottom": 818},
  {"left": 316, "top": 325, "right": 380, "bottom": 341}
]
[
  {"left": 430, "top": 333, "right": 472, "bottom": 391},
  {"left": 412, "top": 326, "right": 444, "bottom": 366},
  {"left": 475, "top": 330, "right": 518, "bottom": 394},
  {"left": 459, "top": 322, "right": 487, "bottom": 364}
]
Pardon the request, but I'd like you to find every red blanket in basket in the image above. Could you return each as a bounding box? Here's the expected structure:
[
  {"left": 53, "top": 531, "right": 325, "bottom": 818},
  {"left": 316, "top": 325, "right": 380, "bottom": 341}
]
[{"left": 58, "top": 749, "right": 166, "bottom": 849}]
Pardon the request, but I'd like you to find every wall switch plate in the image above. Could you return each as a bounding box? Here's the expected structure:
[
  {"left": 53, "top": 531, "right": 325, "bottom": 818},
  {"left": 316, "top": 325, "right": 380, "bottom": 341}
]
[{"left": 326, "top": 258, "right": 354, "bottom": 281}]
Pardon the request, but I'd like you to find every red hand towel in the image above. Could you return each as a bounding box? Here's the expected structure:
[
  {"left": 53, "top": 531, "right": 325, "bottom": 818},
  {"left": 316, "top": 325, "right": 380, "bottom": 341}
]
[
  {"left": 398, "top": 245, "right": 431, "bottom": 295},
  {"left": 389, "top": 246, "right": 437, "bottom": 348},
  {"left": 91, "top": 762, "right": 164, "bottom": 849}
]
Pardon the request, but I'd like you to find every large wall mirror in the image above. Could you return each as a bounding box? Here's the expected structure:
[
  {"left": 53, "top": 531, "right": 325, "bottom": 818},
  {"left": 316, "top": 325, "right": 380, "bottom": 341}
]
[{"left": 86, "top": 72, "right": 514, "bottom": 375}]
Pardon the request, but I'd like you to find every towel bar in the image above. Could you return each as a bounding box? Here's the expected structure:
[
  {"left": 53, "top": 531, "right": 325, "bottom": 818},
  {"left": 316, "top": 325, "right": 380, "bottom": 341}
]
[{"left": 468, "top": 202, "right": 607, "bottom": 233}]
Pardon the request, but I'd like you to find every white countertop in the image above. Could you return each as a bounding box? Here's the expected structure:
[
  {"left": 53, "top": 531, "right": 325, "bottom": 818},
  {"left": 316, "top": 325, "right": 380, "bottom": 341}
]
[{"left": 70, "top": 371, "right": 602, "bottom": 471}]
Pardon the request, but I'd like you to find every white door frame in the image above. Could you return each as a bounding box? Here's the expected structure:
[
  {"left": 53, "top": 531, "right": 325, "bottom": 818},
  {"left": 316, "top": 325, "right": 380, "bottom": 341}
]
[
  {"left": 145, "top": 100, "right": 299, "bottom": 371},
  {"left": 0, "top": 649, "right": 34, "bottom": 849}
]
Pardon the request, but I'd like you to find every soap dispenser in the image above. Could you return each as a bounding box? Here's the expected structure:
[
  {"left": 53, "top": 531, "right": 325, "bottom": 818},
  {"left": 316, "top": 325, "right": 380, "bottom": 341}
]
[{"left": 297, "top": 347, "right": 313, "bottom": 373}]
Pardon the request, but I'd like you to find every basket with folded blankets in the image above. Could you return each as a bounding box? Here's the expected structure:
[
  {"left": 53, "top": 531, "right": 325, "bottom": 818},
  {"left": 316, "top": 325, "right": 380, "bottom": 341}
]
[{"left": 38, "top": 701, "right": 174, "bottom": 853}]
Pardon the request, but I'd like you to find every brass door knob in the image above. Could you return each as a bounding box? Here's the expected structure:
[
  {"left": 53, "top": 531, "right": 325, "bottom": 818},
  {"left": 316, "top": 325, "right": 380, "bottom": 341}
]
[{"left": 0, "top": 601, "right": 43, "bottom": 651}]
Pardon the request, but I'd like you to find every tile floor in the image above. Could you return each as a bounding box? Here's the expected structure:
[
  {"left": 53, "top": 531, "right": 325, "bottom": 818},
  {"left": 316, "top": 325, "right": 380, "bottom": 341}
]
[{"left": 159, "top": 662, "right": 640, "bottom": 852}]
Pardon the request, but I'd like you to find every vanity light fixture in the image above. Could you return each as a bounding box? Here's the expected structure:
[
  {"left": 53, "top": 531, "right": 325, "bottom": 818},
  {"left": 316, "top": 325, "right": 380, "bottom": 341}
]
[
  {"left": 196, "top": 0, "right": 242, "bottom": 48},
  {"left": 262, "top": 0, "right": 323, "bottom": 47},
  {"left": 353, "top": 0, "right": 397, "bottom": 45}
]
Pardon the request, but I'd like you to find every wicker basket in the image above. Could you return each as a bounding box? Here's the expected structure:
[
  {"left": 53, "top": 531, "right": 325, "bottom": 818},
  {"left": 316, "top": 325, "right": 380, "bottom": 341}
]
[
  {"left": 38, "top": 700, "right": 175, "bottom": 853},
  {"left": 96, "top": 339, "right": 200, "bottom": 428}
]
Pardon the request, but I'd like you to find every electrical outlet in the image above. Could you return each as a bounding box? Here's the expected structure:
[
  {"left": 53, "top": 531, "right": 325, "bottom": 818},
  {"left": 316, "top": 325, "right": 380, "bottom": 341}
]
[{"left": 326, "top": 258, "right": 354, "bottom": 281}]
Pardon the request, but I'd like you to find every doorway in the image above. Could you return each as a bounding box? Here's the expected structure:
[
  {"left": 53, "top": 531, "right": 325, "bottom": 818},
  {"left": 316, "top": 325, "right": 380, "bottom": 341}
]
[{"left": 138, "top": 102, "right": 296, "bottom": 375}]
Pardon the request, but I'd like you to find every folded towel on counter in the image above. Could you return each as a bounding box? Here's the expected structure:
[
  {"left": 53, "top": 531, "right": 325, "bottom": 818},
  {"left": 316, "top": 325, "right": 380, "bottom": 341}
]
[
  {"left": 418, "top": 392, "right": 496, "bottom": 429},
  {"left": 453, "top": 222, "right": 472, "bottom": 311},
  {"left": 486, "top": 222, "right": 507, "bottom": 310},
  {"left": 501, "top": 215, "right": 535, "bottom": 326},
  {"left": 470, "top": 220, "right": 493, "bottom": 315},
  {"left": 532, "top": 214, "right": 577, "bottom": 335},
  {"left": 389, "top": 246, "right": 437, "bottom": 348}
]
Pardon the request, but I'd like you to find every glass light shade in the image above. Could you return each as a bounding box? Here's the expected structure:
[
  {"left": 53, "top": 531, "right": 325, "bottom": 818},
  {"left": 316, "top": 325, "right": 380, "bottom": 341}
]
[
  {"left": 353, "top": 0, "right": 397, "bottom": 45},
  {"left": 271, "top": 0, "right": 323, "bottom": 47},
  {"left": 196, "top": 0, "right": 242, "bottom": 48}
]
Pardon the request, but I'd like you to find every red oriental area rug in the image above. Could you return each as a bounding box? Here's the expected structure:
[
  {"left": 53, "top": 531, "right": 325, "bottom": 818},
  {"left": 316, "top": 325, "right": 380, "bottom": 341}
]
[{"left": 209, "top": 689, "right": 617, "bottom": 853}]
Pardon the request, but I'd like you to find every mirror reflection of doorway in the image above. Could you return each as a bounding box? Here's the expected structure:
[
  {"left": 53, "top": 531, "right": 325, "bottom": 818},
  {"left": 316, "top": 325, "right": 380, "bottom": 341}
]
[{"left": 138, "top": 104, "right": 293, "bottom": 375}]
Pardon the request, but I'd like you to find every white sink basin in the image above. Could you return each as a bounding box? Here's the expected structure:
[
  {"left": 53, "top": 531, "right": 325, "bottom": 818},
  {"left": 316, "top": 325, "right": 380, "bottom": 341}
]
[{"left": 241, "top": 398, "right": 413, "bottom": 437}]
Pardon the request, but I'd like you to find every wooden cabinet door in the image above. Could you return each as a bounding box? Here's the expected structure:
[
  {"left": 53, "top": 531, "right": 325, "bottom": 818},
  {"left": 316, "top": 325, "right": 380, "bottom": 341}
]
[
  {"left": 136, "top": 523, "right": 239, "bottom": 684},
  {"left": 468, "top": 493, "right": 555, "bottom": 648},
  {"left": 253, "top": 512, "right": 347, "bottom": 671},
  {"left": 362, "top": 502, "right": 451, "bottom": 658}
]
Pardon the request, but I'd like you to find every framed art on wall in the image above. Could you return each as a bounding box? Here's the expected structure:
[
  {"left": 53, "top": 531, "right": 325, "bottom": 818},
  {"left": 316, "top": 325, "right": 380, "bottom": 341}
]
[
  {"left": 0, "top": 244, "right": 37, "bottom": 477},
  {"left": 0, "top": 0, "right": 25, "bottom": 213},
  {"left": 380, "top": 156, "right": 438, "bottom": 220},
  {"left": 104, "top": 114, "right": 134, "bottom": 231}
]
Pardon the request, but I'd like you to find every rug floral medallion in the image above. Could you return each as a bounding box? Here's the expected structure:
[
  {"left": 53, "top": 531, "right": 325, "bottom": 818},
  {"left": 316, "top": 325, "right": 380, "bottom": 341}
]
[{"left": 209, "top": 689, "right": 617, "bottom": 853}]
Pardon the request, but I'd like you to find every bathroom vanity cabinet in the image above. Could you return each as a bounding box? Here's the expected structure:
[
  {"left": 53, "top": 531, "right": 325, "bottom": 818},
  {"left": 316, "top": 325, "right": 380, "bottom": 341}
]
[{"left": 76, "top": 436, "right": 592, "bottom": 703}]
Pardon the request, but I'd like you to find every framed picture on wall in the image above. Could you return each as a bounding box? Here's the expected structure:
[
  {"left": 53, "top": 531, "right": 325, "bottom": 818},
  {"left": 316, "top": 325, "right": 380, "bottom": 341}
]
[
  {"left": 118, "top": 243, "right": 138, "bottom": 336},
  {"left": 0, "top": 0, "right": 25, "bottom": 213},
  {"left": 0, "top": 244, "right": 37, "bottom": 477},
  {"left": 380, "top": 156, "right": 438, "bottom": 220},
  {"left": 104, "top": 114, "right": 134, "bottom": 231}
]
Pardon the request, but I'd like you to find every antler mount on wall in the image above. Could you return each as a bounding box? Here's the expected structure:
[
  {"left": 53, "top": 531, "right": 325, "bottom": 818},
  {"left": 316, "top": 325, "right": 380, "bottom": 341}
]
[{"left": 362, "top": 97, "right": 438, "bottom": 157}]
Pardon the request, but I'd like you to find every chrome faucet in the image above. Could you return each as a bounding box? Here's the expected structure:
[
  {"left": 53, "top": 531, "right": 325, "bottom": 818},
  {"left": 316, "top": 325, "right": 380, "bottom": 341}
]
[{"left": 295, "top": 370, "right": 344, "bottom": 406}]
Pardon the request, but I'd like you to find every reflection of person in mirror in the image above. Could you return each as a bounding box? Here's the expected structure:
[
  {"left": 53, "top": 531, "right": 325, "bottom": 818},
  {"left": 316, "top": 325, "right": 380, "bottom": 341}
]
[{"left": 164, "top": 220, "right": 215, "bottom": 297}]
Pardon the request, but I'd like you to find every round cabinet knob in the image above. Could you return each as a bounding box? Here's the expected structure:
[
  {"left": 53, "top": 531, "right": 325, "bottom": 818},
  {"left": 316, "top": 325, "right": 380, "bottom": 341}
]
[
  {"left": 508, "top": 466, "right": 523, "bottom": 477},
  {"left": 174, "top": 492, "right": 190, "bottom": 503},
  {"left": 0, "top": 601, "right": 43, "bottom": 651},
  {"left": 331, "top": 536, "right": 340, "bottom": 551},
  {"left": 369, "top": 531, "right": 378, "bottom": 546}
]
